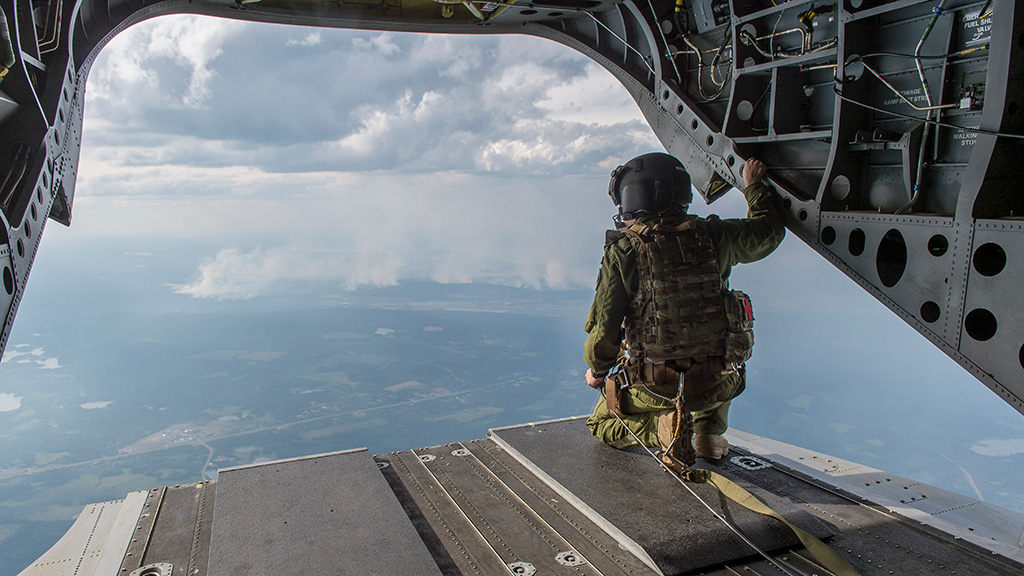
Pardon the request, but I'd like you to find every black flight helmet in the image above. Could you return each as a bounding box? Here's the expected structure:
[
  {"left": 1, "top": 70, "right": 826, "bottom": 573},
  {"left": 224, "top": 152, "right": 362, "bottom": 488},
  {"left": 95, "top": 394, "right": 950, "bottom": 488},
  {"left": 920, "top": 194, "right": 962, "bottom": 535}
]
[{"left": 608, "top": 152, "right": 692, "bottom": 225}]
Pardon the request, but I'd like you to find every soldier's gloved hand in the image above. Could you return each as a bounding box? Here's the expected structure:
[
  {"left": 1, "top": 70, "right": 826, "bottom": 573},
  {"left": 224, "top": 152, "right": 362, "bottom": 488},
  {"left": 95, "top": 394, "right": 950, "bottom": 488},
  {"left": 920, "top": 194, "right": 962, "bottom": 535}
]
[
  {"left": 742, "top": 157, "right": 767, "bottom": 188},
  {"left": 585, "top": 368, "right": 605, "bottom": 389}
]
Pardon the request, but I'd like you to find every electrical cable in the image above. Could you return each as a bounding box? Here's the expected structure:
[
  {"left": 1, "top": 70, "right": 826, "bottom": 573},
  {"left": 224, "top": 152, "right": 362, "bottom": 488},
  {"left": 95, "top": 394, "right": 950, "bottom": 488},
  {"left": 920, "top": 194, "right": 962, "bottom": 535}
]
[
  {"left": 977, "top": 0, "right": 992, "bottom": 20},
  {"left": 709, "top": 32, "right": 732, "bottom": 86},
  {"left": 770, "top": 10, "right": 784, "bottom": 57},
  {"left": 580, "top": 9, "right": 657, "bottom": 76},
  {"left": 856, "top": 60, "right": 957, "bottom": 112},
  {"left": 831, "top": 84, "right": 1024, "bottom": 140},
  {"left": 750, "top": 82, "right": 773, "bottom": 133},
  {"left": 851, "top": 45, "right": 989, "bottom": 61},
  {"left": 647, "top": 0, "right": 682, "bottom": 84}
]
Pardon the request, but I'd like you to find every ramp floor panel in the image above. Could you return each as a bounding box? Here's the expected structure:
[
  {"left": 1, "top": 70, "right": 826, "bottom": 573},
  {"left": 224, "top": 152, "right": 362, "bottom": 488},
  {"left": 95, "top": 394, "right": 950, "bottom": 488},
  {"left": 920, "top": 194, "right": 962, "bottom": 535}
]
[
  {"left": 490, "top": 418, "right": 834, "bottom": 574},
  {"left": 207, "top": 449, "right": 441, "bottom": 576},
  {"left": 378, "top": 440, "right": 658, "bottom": 576},
  {"left": 492, "top": 417, "right": 1024, "bottom": 576},
  {"left": 33, "top": 419, "right": 1024, "bottom": 576},
  {"left": 117, "top": 483, "right": 217, "bottom": 575},
  {"left": 464, "top": 439, "right": 659, "bottom": 576}
]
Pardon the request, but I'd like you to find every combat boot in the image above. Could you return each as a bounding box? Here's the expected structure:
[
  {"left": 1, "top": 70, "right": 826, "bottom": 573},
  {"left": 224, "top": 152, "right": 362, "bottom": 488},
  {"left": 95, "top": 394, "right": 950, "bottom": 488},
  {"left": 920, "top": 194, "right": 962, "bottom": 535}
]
[
  {"left": 693, "top": 434, "right": 729, "bottom": 459},
  {"left": 657, "top": 409, "right": 696, "bottom": 471}
]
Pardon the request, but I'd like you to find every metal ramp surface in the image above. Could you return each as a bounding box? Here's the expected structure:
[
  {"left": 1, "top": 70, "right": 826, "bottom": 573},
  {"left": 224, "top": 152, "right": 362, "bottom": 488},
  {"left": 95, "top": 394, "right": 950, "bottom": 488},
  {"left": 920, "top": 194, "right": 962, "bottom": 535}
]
[
  {"left": 20, "top": 418, "right": 1024, "bottom": 576},
  {"left": 376, "top": 439, "right": 657, "bottom": 575},
  {"left": 207, "top": 449, "right": 440, "bottom": 576}
]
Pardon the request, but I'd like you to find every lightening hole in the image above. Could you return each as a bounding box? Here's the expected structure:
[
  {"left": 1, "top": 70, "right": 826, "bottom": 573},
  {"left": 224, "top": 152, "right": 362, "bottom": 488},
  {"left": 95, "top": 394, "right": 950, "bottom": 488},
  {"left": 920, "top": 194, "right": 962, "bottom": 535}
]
[
  {"left": 965, "top": 308, "right": 997, "bottom": 341},
  {"left": 973, "top": 242, "right": 1006, "bottom": 277},
  {"left": 821, "top": 226, "right": 836, "bottom": 245},
  {"left": 876, "top": 229, "right": 907, "bottom": 288},
  {"left": 920, "top": 301, "right": 940, "bottom": 323},
  {"left": 849, "top": 228, "right": 866, "bottom": 256}
]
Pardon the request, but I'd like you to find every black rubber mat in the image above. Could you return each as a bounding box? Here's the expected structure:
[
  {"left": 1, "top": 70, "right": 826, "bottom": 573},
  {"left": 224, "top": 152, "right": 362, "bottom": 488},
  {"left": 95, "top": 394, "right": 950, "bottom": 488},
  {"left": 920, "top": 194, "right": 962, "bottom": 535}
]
[{"left": 491, "top": 417, "right": 834, "bottom": 575}]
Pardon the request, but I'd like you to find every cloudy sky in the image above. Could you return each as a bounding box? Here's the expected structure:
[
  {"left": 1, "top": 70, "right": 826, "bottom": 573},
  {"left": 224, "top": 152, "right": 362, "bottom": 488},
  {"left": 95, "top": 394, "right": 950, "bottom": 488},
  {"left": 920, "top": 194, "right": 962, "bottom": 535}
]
[
  {"left": 70, "top": 15, "right": 666, "bottom": 297},
  {"left": 50, "top": 13, "right": 1017, "bottom": 419}
]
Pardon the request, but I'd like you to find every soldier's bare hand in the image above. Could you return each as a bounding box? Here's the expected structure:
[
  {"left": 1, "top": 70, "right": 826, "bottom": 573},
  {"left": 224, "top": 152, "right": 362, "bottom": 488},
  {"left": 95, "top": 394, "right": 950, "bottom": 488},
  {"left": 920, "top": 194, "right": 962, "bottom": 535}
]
[
  {"left": 585, "top": 368, "right": 605, "bottom": 389},
  {"left": 742, "top": 157, "right": 767, "bottom": 188}
]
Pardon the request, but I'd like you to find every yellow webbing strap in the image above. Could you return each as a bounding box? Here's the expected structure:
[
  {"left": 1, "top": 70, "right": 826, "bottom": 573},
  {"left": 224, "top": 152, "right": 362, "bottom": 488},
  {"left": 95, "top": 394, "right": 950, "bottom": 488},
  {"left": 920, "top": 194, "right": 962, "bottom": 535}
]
[{"left": 685, "top": 469, "right": 861, "bottom": 576}]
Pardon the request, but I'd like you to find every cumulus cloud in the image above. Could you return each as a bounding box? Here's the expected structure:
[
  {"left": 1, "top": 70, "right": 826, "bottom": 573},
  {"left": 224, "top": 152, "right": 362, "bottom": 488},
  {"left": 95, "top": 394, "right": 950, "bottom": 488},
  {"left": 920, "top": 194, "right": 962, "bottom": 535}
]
[
  {"left": 287, "top": 31, "right": 322, "bottom": 47},
  {"left": 161, "top": 169, "right": 611, "bottom": 298},
  {"left": 352, "top": 33, "right": 400, "bottom": 55},
  {"left": 536, "top": 62, "right": 644, "bottom": 125},
  {"left": 171, "top": 246, "right": 404, "bottom": 298},
  {"left": 83, "top": 19, "right": 656, "bottom": 176},
  {"left": 89, "top": 15, "right": 240, "bottom": 111},
  {"left": 74, "top": 16, "right": 664, "bottom": 298}
]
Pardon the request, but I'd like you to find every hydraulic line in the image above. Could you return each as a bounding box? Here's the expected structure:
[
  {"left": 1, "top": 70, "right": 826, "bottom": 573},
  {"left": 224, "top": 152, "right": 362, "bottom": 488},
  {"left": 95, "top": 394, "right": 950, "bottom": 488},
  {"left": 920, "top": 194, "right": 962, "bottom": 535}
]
[
  {"left": 670, "top": 27, "right": 806, "bottom": 60},
  {"left": 738, "top": 29, "right": 834, "bottom": 60},
  {"left": 647, "top": 0, "right": 682, "bottom": 84},
  {"left": 900, "top": 0, "right": 948, "bottom": 213},
  {"left": 914, "top": 0, "right": 948, "bottom": 107},
  {"left": 681, "top": 33, "right": 730, "bottom": 101},
  {"left": 1, "top": 6, "right": 15, "bottom": 84},
  {"left": 839, "top": 46, "right": 992, "bottom": 194},
  {"left": 39, "top": 0, "right": 64, "bottom": 53},
  {"left": 0, "top": 145, "right": 31, "bottom": 209}
]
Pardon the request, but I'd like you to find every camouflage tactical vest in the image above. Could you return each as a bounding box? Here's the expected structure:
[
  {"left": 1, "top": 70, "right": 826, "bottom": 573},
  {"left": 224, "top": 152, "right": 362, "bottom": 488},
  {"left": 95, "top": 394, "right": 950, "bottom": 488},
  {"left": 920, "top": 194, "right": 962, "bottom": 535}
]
[{"left": 620, "top": 217, "right": 729, "bottom": 363}]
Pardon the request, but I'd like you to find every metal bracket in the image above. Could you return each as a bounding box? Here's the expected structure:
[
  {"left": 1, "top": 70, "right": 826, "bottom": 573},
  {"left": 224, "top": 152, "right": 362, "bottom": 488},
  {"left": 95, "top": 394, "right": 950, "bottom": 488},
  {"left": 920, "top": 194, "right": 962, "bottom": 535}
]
[
  {"left": 507, "top": 561, "right": 536, "bottom": 575},
  {"left": 556, "top": 550, "right": 587, "bottom": 566},
  {"left": 130, "top": 563, "right": 173, "bottom": 576},
  {"left": 730, "top": 455, "right": 772, "bottom": 471}
]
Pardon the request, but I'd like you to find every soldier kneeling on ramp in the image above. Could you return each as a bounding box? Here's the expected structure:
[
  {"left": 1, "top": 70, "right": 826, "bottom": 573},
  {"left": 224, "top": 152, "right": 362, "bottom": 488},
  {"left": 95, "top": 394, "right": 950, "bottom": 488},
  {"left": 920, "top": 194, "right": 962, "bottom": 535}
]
[{"left": 583, "top": 153, "right": 785, "bottom": 472}]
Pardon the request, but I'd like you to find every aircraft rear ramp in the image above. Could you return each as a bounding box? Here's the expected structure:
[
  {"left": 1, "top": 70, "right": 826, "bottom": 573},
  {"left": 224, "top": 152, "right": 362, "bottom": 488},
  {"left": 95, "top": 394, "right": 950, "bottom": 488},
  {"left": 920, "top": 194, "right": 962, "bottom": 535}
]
[{"left": 20, "top": 417, "right": 1024, "bottom": 575}]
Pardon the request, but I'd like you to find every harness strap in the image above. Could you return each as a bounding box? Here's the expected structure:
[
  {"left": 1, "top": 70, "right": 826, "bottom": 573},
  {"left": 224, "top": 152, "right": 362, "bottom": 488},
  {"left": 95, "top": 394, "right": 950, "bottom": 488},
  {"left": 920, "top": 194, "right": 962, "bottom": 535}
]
[
  {"left": 685, "top": 469, "right": 862, "bottom": 576},
  {"left": 604, "top": 376, "right": 626, "bottom": 418}
]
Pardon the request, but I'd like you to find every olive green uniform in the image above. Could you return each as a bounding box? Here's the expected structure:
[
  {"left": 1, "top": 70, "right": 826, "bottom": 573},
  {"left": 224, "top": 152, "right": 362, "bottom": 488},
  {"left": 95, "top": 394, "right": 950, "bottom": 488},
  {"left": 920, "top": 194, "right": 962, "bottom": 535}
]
[{"left": 584, "top": 181, "right": 785, "bottom": 447}]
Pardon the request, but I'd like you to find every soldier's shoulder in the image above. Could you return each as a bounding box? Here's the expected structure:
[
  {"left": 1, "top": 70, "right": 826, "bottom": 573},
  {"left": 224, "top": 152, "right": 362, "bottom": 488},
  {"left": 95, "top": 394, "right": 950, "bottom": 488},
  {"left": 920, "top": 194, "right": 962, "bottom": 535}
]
[{"left": 604, "top": 229, "right": 626, "bottom": 246}]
